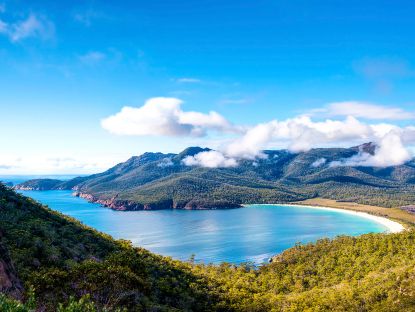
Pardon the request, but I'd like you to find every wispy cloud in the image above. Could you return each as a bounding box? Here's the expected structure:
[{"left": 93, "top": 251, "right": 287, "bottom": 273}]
[
  {"left": 219, "top": 98, "right": 250, "bottom": 105},
  {"left": 311, "top": 158, "right": 327, "bottom": 168},
  {"left": 311, "top": 101, "right": 415, "bottom": 120},
  {"left": 79, "top": 51, "right": 106, "bottom": 65},
  {"left": 176, "top": 77, "right": 202, "bottom": 83},
  {"left": 0, "top": 13, "right": 55, "bottom": 42},
  {"left": 168, "top": 90, "right": 193, "bottom": 97},
  {"left": 183, "top": 150, "right": 237, "bottom": 168},
  {"left": 0, "top": 19, "right": 6, "bottom": 33},
  {"left": 0, "top": 155, "right": 115, "bottom": 174},
  {"left": 354, "top": 58, "right": 413, "bottom": 79},
  {"left": 72, "top": 8, "right": 109, "bottom": 27},
  {"left": 0, "top": 157, "right": 21, "bottom": 172},
  {"left": 354, "top": 57, "right": 414, "bottom": 94},
  {"left": 157, "top": 158, "right": 174, "bottom": 167}
]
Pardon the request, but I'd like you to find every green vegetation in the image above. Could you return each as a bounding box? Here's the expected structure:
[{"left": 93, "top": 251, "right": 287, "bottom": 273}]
[
  {"left": 0, "top": 184, "right": 218, "bottom": 311},
  {"left": 15, "top": 145, "right": 415, "bottom": 209},
  {"left": 2, "top": 183, "right": 415, "bottom": 310}
]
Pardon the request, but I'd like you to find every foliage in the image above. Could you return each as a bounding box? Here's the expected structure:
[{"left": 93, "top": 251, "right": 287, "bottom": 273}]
[
  {"left": 15, "top": 145, "right": 415, "bottom": 208},
  {"left": 0, "top": 294, "right": 31, "bottom": 312},
  {"left": 0, "top": 293, "right": 101, "bottom": 312},
  {"left": 0, "top": 184, "right": 219, "bottom": 311},
  {"left": 2, "top": 184, "right": 415, "bottom": 311}
]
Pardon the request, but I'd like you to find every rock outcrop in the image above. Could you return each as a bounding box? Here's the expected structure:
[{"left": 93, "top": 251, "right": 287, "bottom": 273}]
[{"left": 0, "top": 237, "right": 23, "bottom": 300}]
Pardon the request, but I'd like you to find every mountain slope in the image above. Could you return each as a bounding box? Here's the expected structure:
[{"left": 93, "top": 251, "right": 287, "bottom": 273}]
[
  {"left": 2, "top": 184, "right": 415, "bottom": 311},
  {"left": 0, "top": 183, "right": 220, "bottom": 311},
  {"left": 15, "top": 145, "right": 415, "bottom": 209}
]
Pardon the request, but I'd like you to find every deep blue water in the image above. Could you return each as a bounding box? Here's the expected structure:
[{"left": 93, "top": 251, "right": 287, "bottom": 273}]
[{"left": 15, "top": 189, "right": 388, "bottom": 264}]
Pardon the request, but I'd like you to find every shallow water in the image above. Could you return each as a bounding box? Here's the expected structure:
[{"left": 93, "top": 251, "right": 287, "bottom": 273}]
[{"left": 16, "top": 189, "right": 388, "bottom": 264}]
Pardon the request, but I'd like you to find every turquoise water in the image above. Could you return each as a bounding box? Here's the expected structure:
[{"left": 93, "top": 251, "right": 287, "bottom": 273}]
[{"left": 16, "top": 189, "right": 389, "bottom": 264}]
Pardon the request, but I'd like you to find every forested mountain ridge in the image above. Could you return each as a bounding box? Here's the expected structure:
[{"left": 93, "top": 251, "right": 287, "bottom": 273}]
[
  {"left": 2, "top": 183, "right": 415, "bottom": 311},
  {"left": 15, "top": 144, "right": 415, "bottom": 209}
]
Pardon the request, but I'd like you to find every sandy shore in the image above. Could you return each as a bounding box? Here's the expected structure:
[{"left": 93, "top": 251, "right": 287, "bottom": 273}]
[{"left": 249, "top": 204, "right": 405, "bottom": 233}]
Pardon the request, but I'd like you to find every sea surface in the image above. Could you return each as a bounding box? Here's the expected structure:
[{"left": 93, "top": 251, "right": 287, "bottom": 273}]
[{"left": 11, "top": 187, "right": 389, "bottom": 264}]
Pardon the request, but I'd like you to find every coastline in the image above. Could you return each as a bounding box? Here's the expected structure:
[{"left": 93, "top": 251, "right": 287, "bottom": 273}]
[
  {"left": 14, "top": 187, "right": 407, "bottom": 233},
  {"left": 281, "top": 204, "right": 405, "bottom": 233},
  {"left": 244, "top": 202, "right": 405, "bottom": 233}
]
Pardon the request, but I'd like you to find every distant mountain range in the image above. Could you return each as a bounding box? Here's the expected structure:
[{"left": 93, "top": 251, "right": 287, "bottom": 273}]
[{"left": 15, "top": 144, "right": 415, "bottom": 210}]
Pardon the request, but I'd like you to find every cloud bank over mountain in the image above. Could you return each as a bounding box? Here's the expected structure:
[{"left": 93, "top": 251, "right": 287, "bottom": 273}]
[
  {"left": 102, "top": 98, "right": 415, "bottom": 168},
  {"left": 183, "top": 150, "right": 238, "bottom": 168},
  {"left": 330, "top": 132, "right": 412, "bottom": 167}
]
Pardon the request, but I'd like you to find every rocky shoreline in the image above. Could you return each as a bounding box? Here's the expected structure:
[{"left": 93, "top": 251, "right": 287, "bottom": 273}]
[
  {"left": 14, "top": 184, "right": 242, "bottom": 210},
  {"left": 73, "top": 192, "right": 242, "bottom": 211},
  {"left": 13, "top": 184, "right": 242, "bottom": 210}
]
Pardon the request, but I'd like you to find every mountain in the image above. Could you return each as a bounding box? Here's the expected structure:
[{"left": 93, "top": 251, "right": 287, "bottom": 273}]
[
  {"left": 15, "top": 144, "right": 415, "bottom": 209},
  {"left": 2, "top": 182, "right": 415, "bottom": 311}
]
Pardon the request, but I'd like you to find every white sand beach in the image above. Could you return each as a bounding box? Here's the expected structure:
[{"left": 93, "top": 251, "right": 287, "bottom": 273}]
[{"left": 279, "top": 204, "right": 405, "bottom": 233}]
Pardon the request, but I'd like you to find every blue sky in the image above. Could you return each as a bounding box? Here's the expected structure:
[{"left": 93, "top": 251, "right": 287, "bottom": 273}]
[{"left": 1, "top": 0, "right": 415, "bottom": 174}]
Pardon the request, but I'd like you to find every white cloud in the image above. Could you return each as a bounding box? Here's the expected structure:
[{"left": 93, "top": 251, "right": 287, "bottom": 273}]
[
  {"left": 0, "top": 155, "right": 115, "bottom": 175},
  {"left": 157, "top": 158, "right": 174, "bottom": 167},
  {"left": 102, "top": 97, "right": 415, "bottom": 168},
  {"left": 311, "top": 158, "right": 327, "bottom": 168},
  {"left": 402, "top": 126, "right": 415, "bottom": 142},
  {"left": 101, "top": 97, "right": 234, "bottom": 137},
  {"left": 225, "top": 122, "right": 275, "bottom": 159},
  {"left": 187, "top": 116, "right": 415, "bottom": 168},
  {"left": 79, "top": 51, "right": 106, "bottom": 65},
  {"left": 314, "top": 101, "right": 415, "bottom": 120},
  {"left": 330, "top": 132, "right": 411, "bottom": 167},
  {"left": 224, "top": 116, "right": 374, "bottom": 158},
  {"left": 176, "top": 78, "right": 202, "bottom": 83},
  {"left": 183, "top": 151, "right": 237, "bottom": 168},
  {"left": 0, "top": 156, "right": 21, "bottom": 171},
  {"left": 0, "top": 13, "right": 55, "bottom": 42}
]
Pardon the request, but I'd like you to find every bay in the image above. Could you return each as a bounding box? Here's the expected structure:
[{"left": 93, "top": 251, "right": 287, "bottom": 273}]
[{"left": 17, "top": 189, "right": 388, "bottom": 264}]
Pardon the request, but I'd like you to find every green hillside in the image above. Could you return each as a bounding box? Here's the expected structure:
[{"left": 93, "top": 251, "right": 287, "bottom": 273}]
[
  {"left": 15, "top": 145, "right": 415, "bottom": 209},
  {"left": 2, "top": 183, "right": 415, "bottom": 311},
  {"left": 0, "top": 183, "right": 219, "bottom": 311}
]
